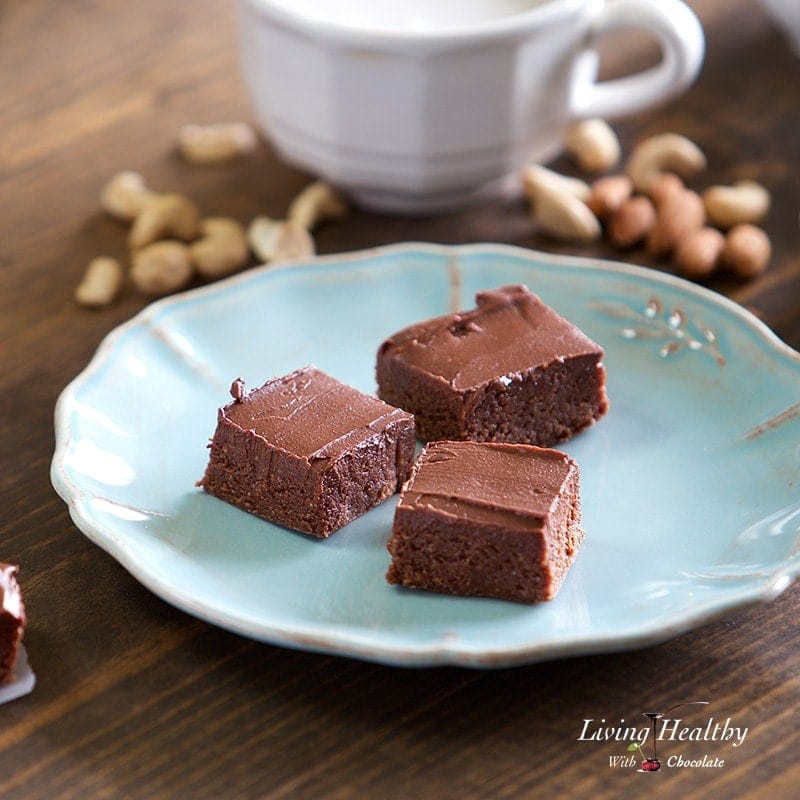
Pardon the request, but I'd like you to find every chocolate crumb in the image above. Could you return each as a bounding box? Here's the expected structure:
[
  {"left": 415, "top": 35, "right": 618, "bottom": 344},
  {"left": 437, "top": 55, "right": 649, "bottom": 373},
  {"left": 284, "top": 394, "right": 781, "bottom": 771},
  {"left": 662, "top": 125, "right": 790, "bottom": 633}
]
[{"left": 230, "top": 377, "right": 246, "bottom": 402}]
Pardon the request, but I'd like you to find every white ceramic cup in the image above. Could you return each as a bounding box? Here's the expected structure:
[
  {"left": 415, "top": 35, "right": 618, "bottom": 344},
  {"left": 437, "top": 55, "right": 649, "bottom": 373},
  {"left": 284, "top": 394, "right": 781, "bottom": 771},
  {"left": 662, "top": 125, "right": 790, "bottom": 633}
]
[{"left": 237, "top": 0, "right": 705, "bottom": 213}]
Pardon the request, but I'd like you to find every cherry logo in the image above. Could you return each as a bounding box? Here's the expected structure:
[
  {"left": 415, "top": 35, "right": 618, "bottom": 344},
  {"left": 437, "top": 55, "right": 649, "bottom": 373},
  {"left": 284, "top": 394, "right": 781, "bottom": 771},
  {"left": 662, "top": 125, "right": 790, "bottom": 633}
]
[{"left": 628, "top": 702, "right": 709, "bottom": 773}]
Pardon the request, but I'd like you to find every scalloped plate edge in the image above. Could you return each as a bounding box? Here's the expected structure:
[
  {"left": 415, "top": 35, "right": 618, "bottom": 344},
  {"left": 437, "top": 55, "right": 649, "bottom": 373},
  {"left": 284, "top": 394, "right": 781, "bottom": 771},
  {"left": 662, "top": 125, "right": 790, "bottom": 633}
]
[{"left": 51, "top": 242, "right": 800, "bottom": 667}]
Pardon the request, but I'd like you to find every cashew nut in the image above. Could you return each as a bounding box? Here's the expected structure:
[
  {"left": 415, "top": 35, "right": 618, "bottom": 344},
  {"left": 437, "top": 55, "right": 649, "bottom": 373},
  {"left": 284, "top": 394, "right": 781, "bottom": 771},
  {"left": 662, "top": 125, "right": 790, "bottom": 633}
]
[
  {"left": 178, "top": 122, "right": 258, "bottom": 165},
  {"left": 722, "top": 224, "right": 771, "bottom": 279},
  {"left": 75, "top": 256, "right": 124, "bottom": 307},
  {"left": 190, "top": 218, "right": 249, "bottom": 279},
  {"left": 101, "top": 171, "right": 158, "bottom": 221},
  {"left": 523, "top": 165, "right": 591, "bottom": 205},
  {"left": 565, "top": 118, "right": 621, "bottom": 174},
  {"left": 128, "top": 193, "right": 200, "bottom": 249},
  {"left": 533, "top": 186, "right": 601, "bottom": 243},
  {"left": 627, "top": 134, "right": 707, "bottom": 194},
  {"left": 247, "top": 217, "right": 316, "bottom": 263},
  {"left": 287, "top": 181, "right": 350, "bottom": 231},
  {"left": 130, "top": 241, "right": 194, "bottom": 296},
  {"left": 702, "top": 180, "right": 770, "bottom": 229}
]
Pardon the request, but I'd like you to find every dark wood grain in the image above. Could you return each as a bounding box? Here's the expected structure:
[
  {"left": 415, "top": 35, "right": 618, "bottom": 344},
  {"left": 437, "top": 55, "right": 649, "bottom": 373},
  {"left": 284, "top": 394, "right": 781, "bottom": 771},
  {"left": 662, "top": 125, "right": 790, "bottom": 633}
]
[{"left": 1, "top": 1, "right": 798, "bottom": 798}]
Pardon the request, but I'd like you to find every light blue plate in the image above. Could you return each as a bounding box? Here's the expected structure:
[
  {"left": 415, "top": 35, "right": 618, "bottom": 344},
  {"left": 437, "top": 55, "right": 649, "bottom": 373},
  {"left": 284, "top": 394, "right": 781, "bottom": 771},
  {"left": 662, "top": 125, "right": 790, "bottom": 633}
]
[{"left": 51, "top": 244, "right": 800, "bottom": 667}]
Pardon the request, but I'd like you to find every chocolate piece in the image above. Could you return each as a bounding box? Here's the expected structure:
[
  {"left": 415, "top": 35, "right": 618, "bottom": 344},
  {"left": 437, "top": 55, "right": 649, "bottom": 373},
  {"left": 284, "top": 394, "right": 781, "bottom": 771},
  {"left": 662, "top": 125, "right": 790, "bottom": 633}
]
[
  {"left": 376, "top": 285, "right": 608, "bottom": 446},
  {"left": 386, "top": 441, "right": 584, "bottom": 603},
  {"left": 201, "top": 366, "right": 416, "bottom": 537},
  {"left": 0, "top": 564, "right": 26, "bottom": 685}
]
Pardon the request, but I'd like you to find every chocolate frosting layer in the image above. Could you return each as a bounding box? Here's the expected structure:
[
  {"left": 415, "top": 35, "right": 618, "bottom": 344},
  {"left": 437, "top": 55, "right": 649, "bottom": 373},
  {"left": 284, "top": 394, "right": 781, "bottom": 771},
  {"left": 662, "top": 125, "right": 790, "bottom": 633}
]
[
  {"left": 380, "top": 285, "right": 604, "bottom": 391},
  {"left": 222, "top": 366, "right": 407, "bottom": 460},
  {"left": 0, "top": 563, "right": 24, "bottom": 622},
  {"left": 399, "top": 441, "right": 575, "bottom": 530}
]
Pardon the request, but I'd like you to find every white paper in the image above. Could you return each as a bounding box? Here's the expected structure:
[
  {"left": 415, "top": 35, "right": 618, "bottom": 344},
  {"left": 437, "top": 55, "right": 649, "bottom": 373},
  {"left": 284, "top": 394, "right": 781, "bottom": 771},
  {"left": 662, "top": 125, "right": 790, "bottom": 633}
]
[{"left": 0, "top": 645, "right": 35, "bottom": 705}]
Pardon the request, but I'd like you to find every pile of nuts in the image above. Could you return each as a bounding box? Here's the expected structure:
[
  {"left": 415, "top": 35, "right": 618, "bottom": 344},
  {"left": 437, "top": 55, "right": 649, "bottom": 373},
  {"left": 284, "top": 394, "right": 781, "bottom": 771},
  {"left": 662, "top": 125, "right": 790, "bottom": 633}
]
[
  {"left": 526, "top": 119, "right": 772, "bottom": 282},
  {"left": 78, "top": 118, "right": 774, "bottom": 308},
  {"left": 75, "top": 122, "right": 349, "bottom": 308}
]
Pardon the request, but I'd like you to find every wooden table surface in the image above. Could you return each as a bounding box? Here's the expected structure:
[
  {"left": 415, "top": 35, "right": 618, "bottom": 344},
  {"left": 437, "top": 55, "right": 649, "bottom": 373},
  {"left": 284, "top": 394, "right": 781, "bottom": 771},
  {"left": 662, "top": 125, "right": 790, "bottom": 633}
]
[{"left": 2, "top": 1, "right": 798, "bottom": 797}]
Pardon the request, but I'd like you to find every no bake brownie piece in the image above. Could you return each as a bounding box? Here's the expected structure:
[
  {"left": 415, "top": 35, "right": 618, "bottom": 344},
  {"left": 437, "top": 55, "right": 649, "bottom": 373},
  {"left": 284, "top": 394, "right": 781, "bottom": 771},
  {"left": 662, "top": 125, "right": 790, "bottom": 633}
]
[
  {"left": 0, "top": 563, "right": 26, "bottom": 685},
  {"left": 386, "top": 440, "right": 584, "bottom": 603},
  {"left": 200, "top": 366, "right": 415, "bottom": 537},
  {"left": 376, "top": 284, "right": 608, "bottom": 446}
]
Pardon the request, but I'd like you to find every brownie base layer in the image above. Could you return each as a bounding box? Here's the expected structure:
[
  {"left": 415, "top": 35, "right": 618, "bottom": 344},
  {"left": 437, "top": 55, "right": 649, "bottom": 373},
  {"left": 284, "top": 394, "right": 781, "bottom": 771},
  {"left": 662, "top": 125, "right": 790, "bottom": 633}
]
[
  {"left": 379, "top": 354, "right": 608, "bottom": 446},
  {"left": 386, "top": 441, "right": 585, "bottom": 604},
  {"left": 0, "top": 564, "right": 25, "bottom": 685},
  {"left": 387, "top": 470, "right": 583, "bottom": 603},
  {"left": 0, "top": 616, "right": 21, "bottom": 684},
  {"left": 201, "top": 367, "right": 416, "bottom": 538},
  {"left": 376, "top": 285, "right": 609, "bottom": 447},
  {"left": 203, "top": 416, "right": 414, "bottom": 537}
]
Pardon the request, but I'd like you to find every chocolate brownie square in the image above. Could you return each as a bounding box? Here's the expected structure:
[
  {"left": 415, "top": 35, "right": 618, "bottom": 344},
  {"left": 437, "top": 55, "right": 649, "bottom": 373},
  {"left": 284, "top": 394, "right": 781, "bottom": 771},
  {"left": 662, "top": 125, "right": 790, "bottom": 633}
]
[
  {"left": 386, "top": 441, "right": 584, "bottom": 603},
  {"left": 376, "top": 284, "right": 608, "bottom": 446},
  {"left": 201, "top": 366, "right": 415, "bottom": 537},
  {"left": 0, "top": 563, "right": 26, "bottom": 685}
]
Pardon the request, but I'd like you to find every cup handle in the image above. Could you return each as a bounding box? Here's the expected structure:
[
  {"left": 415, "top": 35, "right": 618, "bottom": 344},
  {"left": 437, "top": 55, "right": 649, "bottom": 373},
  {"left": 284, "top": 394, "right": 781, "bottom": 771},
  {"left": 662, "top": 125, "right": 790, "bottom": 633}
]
[{"left": 570, "top": 0, "right": 705, "bottom": 119}]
